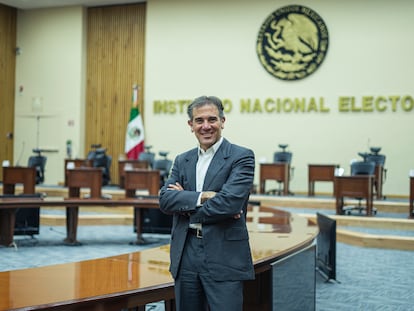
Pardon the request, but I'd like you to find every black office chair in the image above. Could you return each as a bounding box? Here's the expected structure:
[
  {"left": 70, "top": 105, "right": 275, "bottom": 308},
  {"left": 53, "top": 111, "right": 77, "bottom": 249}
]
[
  {"left": 273, "top": 144, "right": 293, "bottom": 164},
  {"left": 367, "top": 147, "right": 386, "bottom": 165},
  {"left": 138, "top": 145, "right": 156, "bottom": 169},
  {"left": 153, "top": 151, "right": 173, "bottom": 188},
  {"left": 270, "top": 144, "right": 294, "bottom": 195},
  {"left": 28, "top": 149, "right": 47, "bottom": 184},
  {"left": 351, "top": 160, "right": 375, "bottom": 176},
  {"left": 0, "top": 193, "right": 44, "bottom": 238},
  {"left": 366, "top": 147, "right": 387, "bottom": 199},
  {"left": 343, "top": 159, "right": 377, "bottom": 215},
  {"left": 87, "top": 145, "right": 112, "bottom": 186}
]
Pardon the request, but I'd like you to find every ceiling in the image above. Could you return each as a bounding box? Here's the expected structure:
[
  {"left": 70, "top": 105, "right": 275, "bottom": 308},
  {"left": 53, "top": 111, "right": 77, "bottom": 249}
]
[{"left": 0, "top": 0, "right": 144, "bottom": 10}]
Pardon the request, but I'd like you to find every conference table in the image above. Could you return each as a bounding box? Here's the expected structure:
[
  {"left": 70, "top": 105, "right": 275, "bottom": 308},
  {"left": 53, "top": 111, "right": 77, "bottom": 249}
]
[
  {"left": 0, "top": 165, "right": 163, "bottom": 246},
  {"left": 0, "top": 197, "right": 159, "bottom": 247},
  {"left": 0, "top": 207, "right": 318, "bottom": 311}
]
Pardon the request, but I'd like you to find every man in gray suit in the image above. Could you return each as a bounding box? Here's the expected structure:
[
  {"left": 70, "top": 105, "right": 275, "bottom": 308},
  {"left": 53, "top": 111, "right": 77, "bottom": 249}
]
[{"left": 159, "top": 95, "right": 255, "bottom": 311}]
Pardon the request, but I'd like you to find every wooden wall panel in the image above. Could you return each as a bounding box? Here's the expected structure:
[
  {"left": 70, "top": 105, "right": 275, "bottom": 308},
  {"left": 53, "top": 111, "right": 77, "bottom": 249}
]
[
  {"left": 0, "top": 4, "right": 17, "bottom": 180},
  {"left": 86, "top": 3, "right": 146, "bottom": 185}
]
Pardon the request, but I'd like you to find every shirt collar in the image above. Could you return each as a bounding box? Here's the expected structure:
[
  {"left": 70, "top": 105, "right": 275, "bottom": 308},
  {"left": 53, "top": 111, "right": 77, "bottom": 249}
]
[{"left": 198, "top": 137, "right": 223, "bottom": 155}]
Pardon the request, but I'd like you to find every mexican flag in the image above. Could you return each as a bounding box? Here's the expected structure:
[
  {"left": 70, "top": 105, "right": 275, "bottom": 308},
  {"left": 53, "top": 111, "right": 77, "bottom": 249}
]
[{"left": 125, "top": 84, "right": 145, "bottom": 159}]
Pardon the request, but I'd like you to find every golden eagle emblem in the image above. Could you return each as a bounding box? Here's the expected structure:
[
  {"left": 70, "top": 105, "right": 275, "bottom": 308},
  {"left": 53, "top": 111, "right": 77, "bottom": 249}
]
[{"left": 257, "top": 5, "right": 329, "bottom": 80}]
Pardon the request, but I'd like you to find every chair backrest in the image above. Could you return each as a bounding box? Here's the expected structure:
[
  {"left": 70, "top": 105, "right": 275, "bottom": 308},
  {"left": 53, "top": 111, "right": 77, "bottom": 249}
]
[
  {"left": 366, "top": 154, "right": 386, "bottom": 166},
  {"left": 153, "top": 158, "right": 173, "bottom": 187},
  {"left": 273, "top": 151, "right": 292, "bottom": 164},
  {"left": 350, "top": 161, "right": 375, "bottom": 176},
  {"left": 88, "top": 148, "right": 112, "bottom": 186},
  {"left": 138, "top": 152, "right": 156, "bottom": 169},
  {"left": 153, "top": 159, "right": 173, "bottom": 175},
  {"left": 28, "top": 155, "right": 47, "bottom": 168},
  {"left": 28, "top": 155, "right": 47, "bottom": 184}
]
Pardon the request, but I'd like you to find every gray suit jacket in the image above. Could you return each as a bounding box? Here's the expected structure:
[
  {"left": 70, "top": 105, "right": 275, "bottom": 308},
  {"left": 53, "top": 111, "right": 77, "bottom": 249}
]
[{"left": 159, "top": 138, "right": 255, "bottom": 281}]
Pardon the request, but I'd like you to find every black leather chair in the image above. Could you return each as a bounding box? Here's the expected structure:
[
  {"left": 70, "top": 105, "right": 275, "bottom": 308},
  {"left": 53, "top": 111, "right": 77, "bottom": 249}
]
[
  {"left": 0, "top": 193, "right": 45, "bottom": 237},
  {"left": 271, "top": 144, "right": 294, "bottom": 195},
  {"left": 87, "top": 145, "right": 112, "bottom": 186},
  {"left": 366, "top": 147, "right": 387, "bottom": 199},
  {"left": 351, "top": 160, "right": 375, "bottom": 176},
  {"left": 153, "top": 151, "right": 173, "bottom": 188},
  {"left": 138, "top": 145, "right": 156, "bottom": 169},
  {"left": 28, "top": 149, "right": 47, "bottom": 184}
]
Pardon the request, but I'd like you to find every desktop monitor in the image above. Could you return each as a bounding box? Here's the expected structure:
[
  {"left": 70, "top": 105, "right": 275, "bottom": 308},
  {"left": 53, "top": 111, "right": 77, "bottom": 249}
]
[
  {"left": 271, "top": 243, "right": 316, "bottom": 311},
  {"left": 316, "top": 212, "right": 337, "bottom": 281}
]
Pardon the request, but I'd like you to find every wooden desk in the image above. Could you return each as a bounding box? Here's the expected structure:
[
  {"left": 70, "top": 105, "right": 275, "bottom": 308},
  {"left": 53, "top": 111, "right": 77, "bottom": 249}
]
[
  {"left": 1, "top": 167, "right": 37, "bottom": 246},
  {"left": 64, "top": 159, "right": 93, "bottom": 186},
  {"left": 118, "top": 160, "right": 149, "bottom": 188},
  {"left": 66, "top": 167, "right": 102, "bottom": 198},
  {"left": 0, "top": 197, "right": 159, "bottom": 247},
  {"left": 124, "top": 169, "right": 160, "bottom": 197},
  {"left": 308, "top": 164, "right": 338, "bottom": 196},
  {"left": 0, "top": 210, "right": 318, "bottom": 311},
  {"left": 2, "top": 166, "right": 36, "bottom": 195},
  {"left": 259, "top": 163, "right": 289, "bottom": 196},
  {"left": 334, "top": 175, "right": 375, "bottom": 216},
  {"left": 124, "top": 169, "right": 161, "bottom": 244},
  {"left": 66, "top": 168, "right": 103, "bottom": 245},
  {"left": 409, "top": 177, "right": 414, "bottom": 219}
]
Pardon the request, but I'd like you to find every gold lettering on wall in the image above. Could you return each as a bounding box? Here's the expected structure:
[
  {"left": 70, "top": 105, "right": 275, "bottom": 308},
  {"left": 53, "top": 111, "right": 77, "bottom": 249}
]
[
  {"left": 153, "top": 99, "right": 233, "bottom": 114},
  {"left": 153, "top": 95, "right": 414, "bottom": 114},
  {"left": 338, "top": 95, "right": 414, "bottom": 112}
]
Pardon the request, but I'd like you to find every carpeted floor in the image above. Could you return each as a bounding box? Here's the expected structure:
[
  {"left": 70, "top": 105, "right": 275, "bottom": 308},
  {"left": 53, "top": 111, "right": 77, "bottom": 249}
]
[{"left": 1, "top": 208, "right": 414, "bottom": 311}]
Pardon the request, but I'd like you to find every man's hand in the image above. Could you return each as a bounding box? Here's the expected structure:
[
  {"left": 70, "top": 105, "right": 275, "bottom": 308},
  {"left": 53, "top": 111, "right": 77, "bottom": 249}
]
[
  {"left": 233, "top": 210, "right": 243, "bottom": 219},
  {"left": 167, "top": 182, "right": 183, "bottom": 191},
  {"left": 201, "top": 191, "right": 216, "bottom": 203}
]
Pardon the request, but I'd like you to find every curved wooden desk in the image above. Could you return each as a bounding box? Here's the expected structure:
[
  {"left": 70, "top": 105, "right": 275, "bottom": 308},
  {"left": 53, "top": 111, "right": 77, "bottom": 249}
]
[{"left": 0, "top": 208, "right": 318, "bottom": 311}]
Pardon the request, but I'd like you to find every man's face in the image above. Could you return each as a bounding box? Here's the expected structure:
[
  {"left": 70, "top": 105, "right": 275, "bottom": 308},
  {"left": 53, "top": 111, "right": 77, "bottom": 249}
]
[{"left": 188, "top": 103, "right": 225, "bottom": 151}]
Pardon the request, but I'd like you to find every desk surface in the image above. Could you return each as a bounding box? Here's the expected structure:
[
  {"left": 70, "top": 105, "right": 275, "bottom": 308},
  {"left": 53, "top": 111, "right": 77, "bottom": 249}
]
[
  {"left": 0, "top": 197, "right": 159, "bottom": 209},
  {"left": 0, "top": 209, "right": 317, "bottom": 310}
]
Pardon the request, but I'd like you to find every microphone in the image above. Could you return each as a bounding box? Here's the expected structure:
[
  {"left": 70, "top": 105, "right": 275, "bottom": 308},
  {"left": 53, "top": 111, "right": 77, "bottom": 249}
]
[{"left": 15, "top": 141, "right": 25, "bottom": 166}]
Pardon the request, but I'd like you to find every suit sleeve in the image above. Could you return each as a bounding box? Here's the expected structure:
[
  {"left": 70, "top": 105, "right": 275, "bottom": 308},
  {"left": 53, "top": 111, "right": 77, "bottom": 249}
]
[
  {"left": 159, "top": 154, "right": 200, "bottom": 215},
  {"left": 189, "top": 148, "right": 255, "bottom": 225}
]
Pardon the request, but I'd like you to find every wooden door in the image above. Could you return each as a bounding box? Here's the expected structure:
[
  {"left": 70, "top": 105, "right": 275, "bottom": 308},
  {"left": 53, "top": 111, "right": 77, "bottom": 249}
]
[{"left": 0, "top": 5, "right": 17, "bottom": 180}]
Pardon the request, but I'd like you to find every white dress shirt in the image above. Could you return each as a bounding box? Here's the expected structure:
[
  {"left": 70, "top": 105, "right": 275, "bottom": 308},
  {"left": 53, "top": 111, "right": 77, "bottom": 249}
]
[{"left": 190, "top": 137, "right": 223, "bottom": 229}]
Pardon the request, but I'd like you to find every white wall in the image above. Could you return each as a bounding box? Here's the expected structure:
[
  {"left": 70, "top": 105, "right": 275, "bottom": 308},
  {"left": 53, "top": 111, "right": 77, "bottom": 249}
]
[
  {"left": 14, "top": 6, "right": 86, "bottom": 184},
  {"left": 144, "top": 0, "right": 414, "bottom": 196}
]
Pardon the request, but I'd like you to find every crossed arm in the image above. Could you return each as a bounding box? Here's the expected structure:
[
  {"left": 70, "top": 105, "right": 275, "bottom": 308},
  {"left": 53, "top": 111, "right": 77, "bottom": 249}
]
[{"left": 167, "top": 182, "right": 242, "bottom": 219}]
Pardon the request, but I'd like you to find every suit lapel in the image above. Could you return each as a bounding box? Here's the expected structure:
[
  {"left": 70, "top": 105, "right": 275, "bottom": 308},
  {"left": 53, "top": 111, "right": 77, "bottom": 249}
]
[
  {"left": 184, "top": 148, "right": 198, "bottom": 191},
  {"left": 203, "top": 139, "right": 230, "bottom": 190}
]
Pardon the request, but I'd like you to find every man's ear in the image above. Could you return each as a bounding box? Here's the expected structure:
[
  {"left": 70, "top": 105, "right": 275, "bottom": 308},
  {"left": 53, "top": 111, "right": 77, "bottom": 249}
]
[{"left": 188, "top": 120, "right": 194, "bottom": 131}]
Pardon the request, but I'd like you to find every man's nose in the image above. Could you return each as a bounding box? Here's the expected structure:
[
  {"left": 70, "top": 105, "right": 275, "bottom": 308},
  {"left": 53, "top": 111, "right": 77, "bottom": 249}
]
[{"left": 201, "top": 121, "right": 211, "bottom": 129}]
